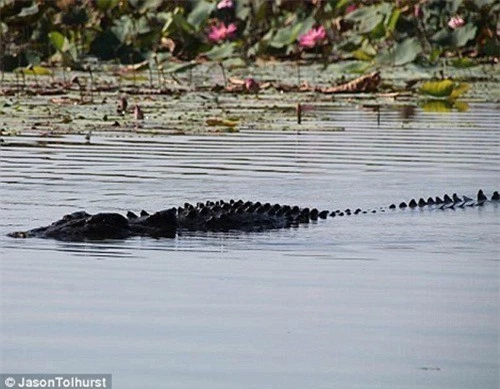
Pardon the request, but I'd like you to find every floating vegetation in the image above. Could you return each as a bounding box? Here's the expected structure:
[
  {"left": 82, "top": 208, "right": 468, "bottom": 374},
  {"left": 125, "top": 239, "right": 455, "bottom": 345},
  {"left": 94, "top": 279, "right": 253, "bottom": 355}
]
[
  {"left": 419, "top": 79, "right": 470, "bottom": 99},
  {"left": 0, "top": 58, "right": 497, "bottom": 139}
]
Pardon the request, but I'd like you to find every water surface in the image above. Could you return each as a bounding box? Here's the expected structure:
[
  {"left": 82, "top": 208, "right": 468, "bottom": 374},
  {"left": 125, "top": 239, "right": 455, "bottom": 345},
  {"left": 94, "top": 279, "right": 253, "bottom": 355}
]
[{"left": 1, "top": 103, "right": 499, "bottom": 389}]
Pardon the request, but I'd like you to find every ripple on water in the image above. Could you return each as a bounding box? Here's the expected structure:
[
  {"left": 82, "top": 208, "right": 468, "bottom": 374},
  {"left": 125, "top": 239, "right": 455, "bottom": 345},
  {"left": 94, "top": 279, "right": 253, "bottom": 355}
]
[{"left": 1, "top": 103, "right": 499, "bottom": 389}]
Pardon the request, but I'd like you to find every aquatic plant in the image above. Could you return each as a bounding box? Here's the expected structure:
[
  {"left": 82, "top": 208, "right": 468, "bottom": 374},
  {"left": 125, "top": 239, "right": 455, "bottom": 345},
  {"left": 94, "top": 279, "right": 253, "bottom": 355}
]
[
  {"left": 0, "top": 0, "right": 497, "bottom": 72},
  {"left": 208, "top": 22, "right": 237, "bottom": 42},
  {"left": 298, "top": 26, "right": 327, "bottom": 48}
]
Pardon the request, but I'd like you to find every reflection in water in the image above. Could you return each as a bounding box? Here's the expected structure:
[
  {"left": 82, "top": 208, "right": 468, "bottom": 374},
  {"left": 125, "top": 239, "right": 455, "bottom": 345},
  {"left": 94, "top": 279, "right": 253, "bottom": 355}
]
[
  {"left": 399, "top": 105, "right": 416, "bottom": 121},
  {"left": 421, "top": 99, "right": 469, "bottom": 112}
]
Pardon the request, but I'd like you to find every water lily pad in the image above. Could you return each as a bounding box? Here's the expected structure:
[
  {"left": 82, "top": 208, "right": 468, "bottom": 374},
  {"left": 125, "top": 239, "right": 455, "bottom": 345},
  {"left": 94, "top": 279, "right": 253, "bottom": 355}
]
[
  {"left": 450, "top": 83, "right": 469, "bottom": 99},
  {"left": 352, "top": 49, "right": 374, "bottom": 61},
  {"left": 162, "top": 61, "right": 197, "bottom": 74},
  {"left": 347, "top": 3, "right": 392, "bottom": 34},
  {"left": 451, "top": 23, "right": 477, "bottom": 48},
  {"left": 432, "top": 23, "right": 477, "bottom": 48},
  {"left": 206, "top": 118, "right": 239, "bottom": 128},
  {"left": 394, "top": 38, "right": 421, "bottom": 65},
  {"left": 419, "top": 80, "right": 470, "bottom": 99},
  {"left": 15, "top": 65, "right": 52, "bottom": 76},
  {"left": 205, "top": 43, "right": 236, "bottom": 61},
  {"left": 376, "top": 38, "right": 421, "bottom": 66},
  {"left": 329, "top": 61, "right": 373, "bottom": 74},
  {"left": 419, "top": 80, "right": 455, "bottom": 97},
  {"left": 269, "top": 16, "right": 314, "bottom": 49},
  {"left": 187, "top": 0, "right": 215, "bottom": 29},
  {"left": 222, "top": 57, "right": 246, "bottom": 69}
]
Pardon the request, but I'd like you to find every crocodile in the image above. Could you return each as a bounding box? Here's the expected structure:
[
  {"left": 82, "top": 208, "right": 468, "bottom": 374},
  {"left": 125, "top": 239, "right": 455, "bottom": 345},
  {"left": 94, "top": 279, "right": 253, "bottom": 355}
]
[{"left": 7, "top": 189, "right": 499, "bottom": 242}]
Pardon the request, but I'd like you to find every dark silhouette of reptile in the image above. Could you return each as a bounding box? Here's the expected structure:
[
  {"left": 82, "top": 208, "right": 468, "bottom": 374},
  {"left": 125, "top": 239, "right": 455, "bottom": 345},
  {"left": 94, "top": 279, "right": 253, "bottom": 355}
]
[{"left": 7, "top": 189, "right": 499, "bottom": 242}]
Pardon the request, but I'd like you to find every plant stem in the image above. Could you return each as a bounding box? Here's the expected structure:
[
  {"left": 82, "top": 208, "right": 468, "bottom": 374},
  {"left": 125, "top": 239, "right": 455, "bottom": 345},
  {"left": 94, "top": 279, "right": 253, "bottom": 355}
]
[{"left": 219, "top": 61, "right": 227, "bottom": 86}]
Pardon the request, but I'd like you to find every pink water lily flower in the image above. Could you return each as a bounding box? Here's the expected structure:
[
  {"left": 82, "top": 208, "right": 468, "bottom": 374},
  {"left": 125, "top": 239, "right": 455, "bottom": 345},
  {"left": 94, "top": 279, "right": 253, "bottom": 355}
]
[
  {"left": 217, "top": 0, "right": 233, "bottom": 9},
  {"left": 208, "top": 22, "right": 237, "bottom": 43},
  {"left": 298, "top": 26, "right": 327, "bottom": 49},
  {"left": 448, "top": 16, "right": 465, "bottom": 29}
]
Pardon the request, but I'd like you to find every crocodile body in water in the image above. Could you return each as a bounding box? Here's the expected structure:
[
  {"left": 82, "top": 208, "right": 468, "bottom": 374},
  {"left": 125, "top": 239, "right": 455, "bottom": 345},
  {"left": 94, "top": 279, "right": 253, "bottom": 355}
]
[{"left": 7, "top": 189, "right": 499, "bottom": 242}]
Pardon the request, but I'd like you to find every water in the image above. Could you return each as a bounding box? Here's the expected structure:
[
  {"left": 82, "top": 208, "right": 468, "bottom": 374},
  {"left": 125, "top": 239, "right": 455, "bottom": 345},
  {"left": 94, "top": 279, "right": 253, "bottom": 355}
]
[{"left": 1, "top": 103, "right": 499, "bottom": 388}]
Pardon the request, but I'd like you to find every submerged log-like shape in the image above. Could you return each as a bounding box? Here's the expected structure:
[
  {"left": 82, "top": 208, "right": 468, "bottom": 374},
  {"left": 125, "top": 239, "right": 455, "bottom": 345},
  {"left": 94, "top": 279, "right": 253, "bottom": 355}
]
[{"left": 7, "top": 190, "right": 499, "bottom": 242}]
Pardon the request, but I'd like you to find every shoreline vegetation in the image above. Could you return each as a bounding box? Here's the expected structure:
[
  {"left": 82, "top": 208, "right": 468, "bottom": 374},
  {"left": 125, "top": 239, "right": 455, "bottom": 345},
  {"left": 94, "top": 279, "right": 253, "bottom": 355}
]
[
  {"left": 0, "top": 1, "right": 498, "bottom": 137},
  {"left": 2, "top": 0, "right": 498, "bottom": 70}
]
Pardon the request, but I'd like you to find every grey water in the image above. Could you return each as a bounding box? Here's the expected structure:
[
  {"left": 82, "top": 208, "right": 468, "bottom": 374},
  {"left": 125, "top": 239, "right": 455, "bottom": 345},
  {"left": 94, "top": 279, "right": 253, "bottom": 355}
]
[{"left": 1, "top": 103, "right": 499, "bottom": 389}]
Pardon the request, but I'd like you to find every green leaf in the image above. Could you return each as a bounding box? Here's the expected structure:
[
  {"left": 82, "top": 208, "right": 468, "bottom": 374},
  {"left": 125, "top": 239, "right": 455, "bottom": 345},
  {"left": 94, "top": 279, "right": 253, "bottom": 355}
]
[
  {"left": 451, "top": 58, "right": 477, "bottom": 68},
  {"left": 347, "top": 3, "right": 391, "bottom": 34},
  {"left": 67, "top": 44, "right": 78, "bottom": 62},
  {"left": 187, "top": 0, "right": 215, "bottom": 29},
  {"left": 136, "top": 16, "right": 152, "bottom": 35},
  {"left": 95, "top": 0, "right": 119, "bottom": 11},
  {"left": 32, "top": 65, "right": 52, "bottom": 75},
  {"left": 16, "top": 3, "right": 39, "bottom": 18},
  {"left": 386, "top": 8, "right": 400, "bottom": 35},
  {"left": 358, "top": 11, "right": 384, "bottom": 34},
  {"left": 49, "top": 31, "right": 66, "bottom": 52},
  {"left": 294, "top": 16, "right": 315, "bottom": 39},
  {"left": 269, "top": 16, "right": 314, "bottom": 48},
  {"left": 269, "top": 26, "right": 295, "bottom": 48},
  {"left": 429, "top": 47, "right": 442, "bottom": 62},
  {"left": 353, "top": 40, "right": 376, "bottom": 61},
  {"left": 472, "top": 0, "right": 498, "bottom": 7},
  {"left": 431, "top": 30, "right": 452, "bottom": 47},
  {"left": 205, "top": 42, "right": 236, "bottom": 60},
  {"left": 111, "top": 16, "right": 134, "bottom": 43},
  {"left": 252, "top": 1, "right": 268, "bottom": 23},
  {"left": 352, "top": 49, "right": 374, "bottom": 61},
  {"left": 432, "top": 23, "right": 477, "bottom": 48},
  {"left": 336, "top": 0, "right": 351, "bottom": 9},
  {"left": 222, "top": 57, "right": 246, "bottom": 69},
  {"left": 338, "top": 34, "right": 363, "bottom": 52},
  {"left": 162, "top": 9, "right": 195, "bottom": 36},
  {"left": 161, "top": 61, "right": 197, "bottom": 74},
  {"left": 419, "top": 80, "right": 455, "bottom": 97},
  {"left": 16, "top": 65, "right": 52, "bottom": 76},
  {"left": 172, "top": 12, "right": 196, "bottom": 35},
  {"left": 393, "top": 38, "right": 421, "bottom": 66},
  {"left": 5, "top": 2, "right": 40, "bottom": 24},
  {"left": 129, "top": 0, "right": 162, "bottom": 12},
  {"left": 451, "top": 23, "right": 477, "bottom": 48},
  {"left": 369, "top": 20, "right": 386, "bottom": 39},
  {"left": 450, "top": 83, "right": 469, "bottom": 99},
  {"left": 329, "top": 61, "right": 373, "bottom": 74}
]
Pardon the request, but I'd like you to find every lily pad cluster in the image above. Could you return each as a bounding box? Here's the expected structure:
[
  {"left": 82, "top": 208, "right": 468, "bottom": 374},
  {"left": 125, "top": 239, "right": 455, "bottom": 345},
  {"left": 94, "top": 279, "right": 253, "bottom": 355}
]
[{"left": 0, "top": 0, "right": 498, "bottom": 71}]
